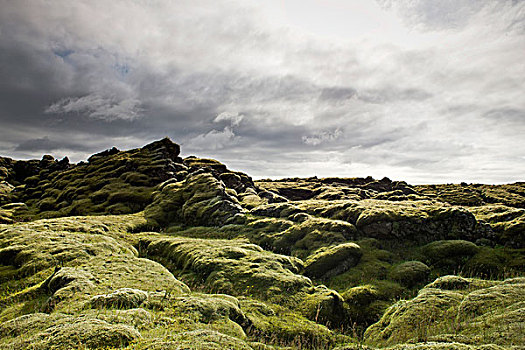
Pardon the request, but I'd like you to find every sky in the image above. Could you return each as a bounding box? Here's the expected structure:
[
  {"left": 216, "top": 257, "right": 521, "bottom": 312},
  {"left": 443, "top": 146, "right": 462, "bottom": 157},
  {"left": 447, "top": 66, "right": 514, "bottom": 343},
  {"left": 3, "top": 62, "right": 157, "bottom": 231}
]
[{"left": 0, "top": 0, "right": 524, "bottom": 184}]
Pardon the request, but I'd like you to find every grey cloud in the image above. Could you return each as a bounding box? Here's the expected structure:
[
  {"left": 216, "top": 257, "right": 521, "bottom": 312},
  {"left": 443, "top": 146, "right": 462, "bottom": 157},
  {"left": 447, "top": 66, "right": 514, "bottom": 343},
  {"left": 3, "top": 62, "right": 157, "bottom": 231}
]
[
  {"left": 14, "top": 136, "right": 89, "bottom": 153},
  {"left": 358, "top": 87, "right": 432, "bottom": 104},
  {"left": 0, "top": 0, "right": 523, "bottom": 183},
  {"left": 377, "top": 0, "right": 494, "bottom": 31},
  {"left": 45, "top": 94, "right": 143, "bottom": 121},
  {"left": 318, "top": 87, "right": 357, "bottom": 101},
  {"left": 483, "top": 107, "right": 525, "bottom": 123},
  {"left": 302, "top": 128, "right": 343, "bottom": 146}
]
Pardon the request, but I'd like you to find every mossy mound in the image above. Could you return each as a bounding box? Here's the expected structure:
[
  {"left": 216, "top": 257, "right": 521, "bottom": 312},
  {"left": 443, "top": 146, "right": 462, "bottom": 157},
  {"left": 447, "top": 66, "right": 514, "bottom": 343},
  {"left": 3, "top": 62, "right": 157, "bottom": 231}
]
[
  {"left": 421, "top": 240, "right": 480, "bottom": 269},
  {"left": 0, "top": 313, "right": 140, "bottom": 349},
  {"left": 0, "top": 203, "right": 28, "bottom": 224},
  {"left": 0, "top": 138, "right": 260, "bottom": 223},
  {"left": 143, "top": 329, "right": 253, "bottom": 350},
  {"left": 0, "top": 138, "right": 184, "bottom": 220},
  {"left": 416, "top": 182, "right": 525, "bottom": 208},
  {"left": 251, "top": 214, "right": 358, "bottom": 258},
  {"left": 256, "top": 176, "right": 418, "bottom": 202},
  {"left": 1, "top": 214, "right": 344, "bottom": 348},
  {"left": 137, "top": 235, "right": 309, "bottom": 300},
  {"left": 341, "top": 284, "right": 391, "bottom": 328},
  {"left": 145, "top": 171, "right": 244, "bottom": 227},
  {"left": 304, "top": 243, "right": 362, "bottom": 279},
  {"left": 468, "top": 205, "right": 525, "bottom": 248},
  {"left": 89, "top": 288, "right": 150, "bottom": 309},
  {"left": 389, "top": 261, "right": 430, "bottom": 288},
  {"left": 364, "top": 276, "right": 525, "bottom": 348},
  {"left": 0, "top": 182, "right": 14, "bottom": 207},
  {"left": 137, "top": 235, "right": 349, "bottom": 328},
  {"left": 1, "top": 140, "right": 524, "bottom": 350},
  {"left": 296, "top": 200, "right": 488, "bottom": 244},
  {"left": 0, "top": 215, "right": 189, "bottom": 320}
]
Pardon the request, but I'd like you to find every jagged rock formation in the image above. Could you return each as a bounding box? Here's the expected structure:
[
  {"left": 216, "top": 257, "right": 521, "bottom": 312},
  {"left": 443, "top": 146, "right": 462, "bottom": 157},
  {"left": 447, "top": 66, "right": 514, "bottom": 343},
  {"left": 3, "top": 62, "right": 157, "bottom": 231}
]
[{"left": 0, "top": 138, "right": 523, "bottom": 349}]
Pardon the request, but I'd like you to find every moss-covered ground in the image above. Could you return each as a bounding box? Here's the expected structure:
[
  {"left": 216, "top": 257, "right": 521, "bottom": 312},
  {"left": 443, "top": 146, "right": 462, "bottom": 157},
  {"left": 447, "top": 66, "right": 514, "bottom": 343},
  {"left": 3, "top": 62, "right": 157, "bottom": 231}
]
[{"left": 0, "top": 139, "right": 523, "bottom": 349}]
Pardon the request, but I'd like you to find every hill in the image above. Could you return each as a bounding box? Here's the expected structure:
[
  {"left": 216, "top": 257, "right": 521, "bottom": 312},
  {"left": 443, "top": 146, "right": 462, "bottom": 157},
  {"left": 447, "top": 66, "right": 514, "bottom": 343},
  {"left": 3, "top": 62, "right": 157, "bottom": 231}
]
[{"left": 0, "top": 138, "right": 523, "bottom": 349}]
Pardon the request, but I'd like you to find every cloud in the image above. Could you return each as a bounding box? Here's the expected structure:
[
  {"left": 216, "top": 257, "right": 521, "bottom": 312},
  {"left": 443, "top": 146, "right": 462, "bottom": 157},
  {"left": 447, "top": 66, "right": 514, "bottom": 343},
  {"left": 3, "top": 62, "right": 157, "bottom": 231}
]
[
  {"left": 376, "top": 0, "right": 492, "bottom": 31},
  {"left": 483, "top": 107, "right": 525, "bottom": 123},
  {"left": 302, "top": 129, "right": 343, "bottom": 146},
  {"left": 14, "top": 136, "right": 87, "bottom": 152},
  {"left": 357, "top": 87, "right": 432, "bottom": 104},
  {"left": 214, "top": 111, "right": 244, "bottom": 126},
  {"left": 45, "top": 94, "right": 143, "bottom": 121},
  {"left": 0, "top": 0, "right": 523, "bottom": 183},
  {"left": 185, "top": 127, "right": 238, "bottom": 151}
]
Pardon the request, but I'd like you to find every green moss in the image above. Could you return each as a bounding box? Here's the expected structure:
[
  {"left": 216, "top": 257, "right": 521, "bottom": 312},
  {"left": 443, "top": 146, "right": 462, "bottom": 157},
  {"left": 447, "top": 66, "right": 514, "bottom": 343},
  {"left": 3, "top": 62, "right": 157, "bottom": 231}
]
[
  {"left": 389, "top": 261, "right": 430, "bottom": 288},
  {"left": 3, "top": 315, "right": 140, "bottom": 349},
  {"left": 341, "top": 285, "right": 390, "bottom": 328},
  {"left": 137, "top": 235, "right": 309, "bottom": 301},
  {"left": 145, "top": 172, "right": 244, "bottom": 227},
  {"left": 468, "top": 205, "right": 525, "bottom": 247},
  {"left": 364, "top": 276, "right": 525, "bottom": 348},
  {"left": 326, "top": 240, "right": 397, "bottom": 293},
  {"left": 304, "top": 243, "right": 362, "bottom": 279},
  {"left": 296, "top": 199, "right": 482, "bottom": 244},
  {"left": 297, "top": 285, "right": 346, "bottom": 328},
  {"left": 121, "top": 171, "right": 152, "bottom": 186},
  {"left": 89, "top": 288, "right": 149, "bottom": 309},
  {"left": 240, "top": 298, "right": 336, "bottom": 348},
  {"left": 142, "top": 329, "right": 252, "bottom": 350},
  {"left": 421, "top": 240, "right": 480, "bottom": 269}
]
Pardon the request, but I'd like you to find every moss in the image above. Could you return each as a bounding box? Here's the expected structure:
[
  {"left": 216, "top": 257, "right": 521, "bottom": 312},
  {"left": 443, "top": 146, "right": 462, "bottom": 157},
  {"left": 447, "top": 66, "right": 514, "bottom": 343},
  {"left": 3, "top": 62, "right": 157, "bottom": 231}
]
[
  {"left": 36, "top": 197, "right": 57, "bottom": 211},
  {"left": 364, "top": 287, "right": 464, "bottom": 346},
  {"left": 250, "top": 203, "right": 301, "bottom": 219},
  {"left": 326, "top": 240, "right": 400, "bottom": 297},
  {"left": 297, "top": 285, "right": 346, "bottom": 327},
  {"left": 107, "top": 190, "right": 152, "bottom": 205},
  {"left": 36, "top": 318, "right": 140, "bottom": 349},
  {"left": 0, "top": 215, "right": 189, "bottom": 317},
  {"left": 89, "top": 288, "right": 149, "bottom": 309},
  {"left": 384, "top": 343, "right": 509, "bottom": 349},
  {"left": 0, "top": 312, "right": 141, "bottom": 349},
  {"left": 107, "top": 203, "right": 134, "bottom": 214},
  {"left": 121, "top": 171, "right": 152, "bottom": 186},
  {"left": 304, "top": 243, "right": 362, "bottom": 279},
  {"left": 143, "top": 329, "right": 252, "bottom": 350},
  {"left": 421, "top": 240, "right": 480, "bottom": 269},
  {"left": 389, "top": 261, "right": 430, "bottom": 288},
  {"left": 296, "top": 199, "right": 483, "bottom": 245},
  {"left": 251, "top": 215, "right": 357, "bottom": 258},
  {"left": 10, "top": 138, "right": 186, "bottom": 219},
  {"left": 364, "top": 276, "right": 525, "bottom": 348},
  {"left": 1, "top": 141, "right": 524, "bottom": 349},
  {"left": 145, "top": 172, "right": 244, "bottom": 227},
  {"left": 240, "top": 193, "right": 267, "bottom": 209},
  {"left": 137, "top": 235, "right": 309, "bottom": 301},
  {"left": 467, "top": 205, "right": 525, "bottom": 247},
  {"left": 240, "top": 298, "right": 336, "bottom": 348}
]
